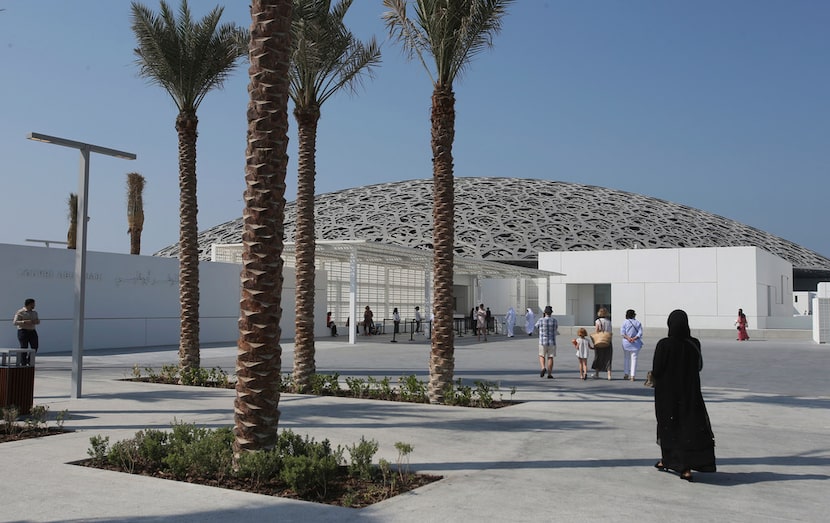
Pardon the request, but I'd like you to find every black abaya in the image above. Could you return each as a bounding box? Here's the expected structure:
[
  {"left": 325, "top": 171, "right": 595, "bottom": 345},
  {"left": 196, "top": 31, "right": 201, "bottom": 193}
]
[{"left": 652, "top": 311, "right": 716, "bottom": 473}]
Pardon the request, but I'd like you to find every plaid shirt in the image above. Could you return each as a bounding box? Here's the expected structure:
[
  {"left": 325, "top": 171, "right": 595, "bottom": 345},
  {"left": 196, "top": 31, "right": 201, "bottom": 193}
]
[{"left": 535, "top": 315, "right": 559, "bottom": 346}]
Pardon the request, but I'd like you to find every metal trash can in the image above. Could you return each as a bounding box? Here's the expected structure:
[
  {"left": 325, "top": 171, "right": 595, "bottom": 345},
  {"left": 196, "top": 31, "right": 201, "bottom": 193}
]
[{"left": 0, "top": 349, "right": 36, "bottom": 415}]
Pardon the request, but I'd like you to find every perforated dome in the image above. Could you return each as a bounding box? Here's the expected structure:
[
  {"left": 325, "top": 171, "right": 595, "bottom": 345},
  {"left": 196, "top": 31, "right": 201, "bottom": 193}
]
[{"left": 155, "top": 177, "right": 830, "bottom": 275}]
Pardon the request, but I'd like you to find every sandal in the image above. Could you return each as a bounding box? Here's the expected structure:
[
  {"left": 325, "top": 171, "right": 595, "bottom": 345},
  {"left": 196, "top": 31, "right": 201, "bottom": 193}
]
[
  {"left": 680, "top": 470, "right": 693, "bottom": 482},
  {"left": 654, "top": 461, "right": 666, "bottom": 471}
]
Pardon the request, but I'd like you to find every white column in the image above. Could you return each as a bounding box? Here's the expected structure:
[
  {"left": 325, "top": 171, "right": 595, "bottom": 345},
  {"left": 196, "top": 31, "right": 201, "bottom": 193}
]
[
  {"left": 71, "top": 148, "right": 91, "bottom": 399},
  {"left": 348, "top": 247, "right": 357, "bottom": 344}
]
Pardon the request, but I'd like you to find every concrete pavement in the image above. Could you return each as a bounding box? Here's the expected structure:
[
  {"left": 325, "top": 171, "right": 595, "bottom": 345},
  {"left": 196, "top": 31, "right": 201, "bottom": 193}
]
[{"left": 1, "top": 332, "right": 828, "bottom": 522}]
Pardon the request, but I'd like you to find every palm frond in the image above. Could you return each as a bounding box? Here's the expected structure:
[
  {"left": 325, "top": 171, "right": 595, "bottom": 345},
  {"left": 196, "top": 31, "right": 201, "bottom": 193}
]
[
  {"left": 130, "top": 0, "right": 247, "bottom": 111},
  {"left": 383, "top": 0, "right": 434, "bottom": 83},
  {"left": 290, "top": 0, "right": 381, "bottom": 109},
  {"left": 384, "top": 0, "right": 513, "bottom": 87}
]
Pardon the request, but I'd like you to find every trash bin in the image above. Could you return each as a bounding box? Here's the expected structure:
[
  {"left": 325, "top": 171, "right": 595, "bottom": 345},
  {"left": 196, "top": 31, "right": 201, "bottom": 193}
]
[{"left": 0, "top": 349, "right": 35, "bottom": 415}]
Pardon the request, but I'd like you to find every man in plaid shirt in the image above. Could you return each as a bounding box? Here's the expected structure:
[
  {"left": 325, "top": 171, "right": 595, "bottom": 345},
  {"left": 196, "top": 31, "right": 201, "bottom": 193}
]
[{"left": 535, "top": 305, "right": 559, "bottom": 379}]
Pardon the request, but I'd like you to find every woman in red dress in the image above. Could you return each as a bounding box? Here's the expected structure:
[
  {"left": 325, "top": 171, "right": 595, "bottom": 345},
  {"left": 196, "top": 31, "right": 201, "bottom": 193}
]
[{"left": 736, "top": 308, "right": 749, "bottom": 341}]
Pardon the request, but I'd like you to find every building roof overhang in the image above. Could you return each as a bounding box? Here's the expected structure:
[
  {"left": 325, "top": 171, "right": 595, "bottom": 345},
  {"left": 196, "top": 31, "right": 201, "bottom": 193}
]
[{"left": 216, "top": 239, "right": 562, "bottom": 279}]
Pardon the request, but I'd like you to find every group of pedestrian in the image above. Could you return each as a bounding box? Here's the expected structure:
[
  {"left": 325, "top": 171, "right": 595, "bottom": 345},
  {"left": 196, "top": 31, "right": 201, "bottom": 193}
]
[
  {"left": 529, "top": 303, "right": 716, "bottom": 482},
  {"left": 538, "top": 305, "right": 640, "bottom": 383},
  {"left": 477, "top": 305, "right": 541, "bottom": 338},
  {"left": 345, "top": 305, "right": 427, "bottom": 337}
]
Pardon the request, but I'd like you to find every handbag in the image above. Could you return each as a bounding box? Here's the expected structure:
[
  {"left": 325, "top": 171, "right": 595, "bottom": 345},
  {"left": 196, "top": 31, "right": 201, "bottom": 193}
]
[{"left": 591, "top": 331, "right": 612, "bottom": 349}]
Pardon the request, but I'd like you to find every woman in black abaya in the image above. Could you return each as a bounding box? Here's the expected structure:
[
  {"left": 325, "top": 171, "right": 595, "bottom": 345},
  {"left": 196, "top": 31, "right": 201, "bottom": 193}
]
[{"left": 653, "top": 309, "right": 716, "bottom": 482}]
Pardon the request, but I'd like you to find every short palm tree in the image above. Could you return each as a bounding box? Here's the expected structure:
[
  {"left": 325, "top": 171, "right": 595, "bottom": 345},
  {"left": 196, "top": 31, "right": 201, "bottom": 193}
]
[
  {"left": 290, "top": 0, "right": 381, "bottom": 392},
  {"left": 131, "top": 0, "right": 247, "bottom": 371},
  {"left": 233, "top": 0, "right": 293, "bottom": 456},
  {"left": 384, "top": 0, "right": 513, "bottom": 403},
  {"left": 126, "top": 172, "right": 146, "bottom": 255},
  {"left": 67, "top": 193, "right": 78, "bottom": 250}
]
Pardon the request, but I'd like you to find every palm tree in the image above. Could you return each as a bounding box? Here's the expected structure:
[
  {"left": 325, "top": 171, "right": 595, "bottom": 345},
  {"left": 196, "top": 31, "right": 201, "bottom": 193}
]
[
  {"left": 289, "top": 0, "right": 381, "bottom": 393},
  {"left": 126, "top": 172, "right": 146, "bottom": 255},
  {"left": 67, "top": 193, "right": 78, "bottom": 250},
  {"left": 233, "top": 0, "right": 293, "bottom": 456},
  {"left": 131, "top": 0, "right": 247, "bottom": 371},
  {"left": 383, "top": 0, "right": 513, "bottom": 403}
]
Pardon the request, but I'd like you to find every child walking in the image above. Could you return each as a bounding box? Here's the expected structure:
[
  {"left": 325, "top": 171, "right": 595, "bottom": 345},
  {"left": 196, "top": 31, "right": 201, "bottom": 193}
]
[{"left": 574, "top": 327, "right": 593, "bottom": 380}]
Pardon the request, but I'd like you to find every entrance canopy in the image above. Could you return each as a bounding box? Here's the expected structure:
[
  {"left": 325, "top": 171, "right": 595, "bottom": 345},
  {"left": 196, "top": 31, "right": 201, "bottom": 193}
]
[{"left": 212, "top": 240, "right": 561, "bottom": 343}]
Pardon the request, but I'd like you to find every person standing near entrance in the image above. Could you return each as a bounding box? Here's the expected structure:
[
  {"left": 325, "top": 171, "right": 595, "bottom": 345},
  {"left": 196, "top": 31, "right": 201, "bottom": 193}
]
[
  {"left": 525, "top": 307, "right": 536, "bottom": 336},
  {"left": 13, "top": 298, "right": 40, "bottom": 365},
  {"left": 621, "top": 309, "right": 644, "bottom": 381},
  {"left": 535, "top": 305, "right": 559, "bottom": 378},
  {"left": 592, "top": 307, "right": 613, "bottom": 380},
  {"left": 476, "top": 303, "right": 488, "bottom": 341},
  {"left": 363, "top": 305, "right": 374, "bottom": 335},
  {"left": 414, "top": 306, "right": 423, "bottom": 334},
  {"left": 505, "top": 307, "right": 517, "bottom": 337},
  {"left": 392, "top": 307, "right": 401, "bottom": 334}
]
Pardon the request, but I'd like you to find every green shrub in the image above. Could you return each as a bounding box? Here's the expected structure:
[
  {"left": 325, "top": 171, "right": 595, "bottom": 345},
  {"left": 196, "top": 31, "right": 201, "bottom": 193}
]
[
  {"left": 309, "top": 373, "right": 341, "bottom": 395},
  {"left": 347, "top": 437, "right": 379, "bottom": 480},
  {"left": 368, "top": 376, "right": 393, "bottom": 400},
  {"left": 133, "top": 428, "right": 169, "bottom": 469},
  {"left": 25, "top": 405, "right": 49, "bottom": 431},
  {"left": 87, "top": 435, "right": 110, "bottom": 465},
  {"left": 55, "top": 409, "right": 70, "bottom": 429},
  {"left": 159, "top": 364, "right": 178, "bottom": 382},
  {"left": 235, "top": 448, "right": 283, "bottom": 487},
  {"left": 280, "top": 453, "right": 339, "bottom": 499},
  {"left": 277, "top": 431, "right": 343, "bottom": 498},
  {"left": 163, "top": 422, "right": 234, "bottom": 480},
  {"left": 394, "top": 442, "right": 414, "bottom": 481},
  {"left": 399, "top": 375, "right": 427, "bottom": 403},
  {"left": 474, "top": 380, "right": 498, "bottom": 408},
  {"left": 444, "top": 378, "right": 473, "bottom": 406},
  {"left": 277, "top": 429, "right": 312, "bottom": 457},
  {"left": 2, "top": 406, "right": 20, "bottom": 435},
  {"left": 344, "top": 376, "right": 368, "bottom": 398},
  {"left": 108, "top": 438, "right": 140, "bottom": 473}
]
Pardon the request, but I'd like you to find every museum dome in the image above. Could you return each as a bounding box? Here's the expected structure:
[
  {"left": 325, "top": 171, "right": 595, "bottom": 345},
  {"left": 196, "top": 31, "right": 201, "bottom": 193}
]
[{"left": 155, "top": 177, "right": 830, "bottom": 279}]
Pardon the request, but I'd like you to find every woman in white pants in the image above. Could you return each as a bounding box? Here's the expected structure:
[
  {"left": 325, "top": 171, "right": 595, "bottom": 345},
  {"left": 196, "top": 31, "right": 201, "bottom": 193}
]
[{"left": 621, "top": 309, "right": 644, "bottom": 381}]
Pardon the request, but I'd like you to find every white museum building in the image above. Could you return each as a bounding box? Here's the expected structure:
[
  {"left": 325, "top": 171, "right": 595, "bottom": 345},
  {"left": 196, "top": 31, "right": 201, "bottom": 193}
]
[{"left": 3, "top": 240, "right": 827, "bottom": 356}]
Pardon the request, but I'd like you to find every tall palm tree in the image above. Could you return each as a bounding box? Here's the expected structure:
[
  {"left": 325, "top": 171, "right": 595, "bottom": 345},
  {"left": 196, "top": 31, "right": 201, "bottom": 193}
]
[
  {"left": 383, "top": 0, "right": 512, "bottom": 403},
  {"left": 289, "top": 0, "right": 381, "bottom": 392},
  {"left": 131, "top": 0, "right": 247, "bottom": 371},
  {"left": 67, "top": 193, "right": 78, "bottom": 250},
  {"left": 126, "top": 172, "right": 146, "bottom": 255},
  {"left": 233, "top": 0, "right": 293, "bottom": 456}
]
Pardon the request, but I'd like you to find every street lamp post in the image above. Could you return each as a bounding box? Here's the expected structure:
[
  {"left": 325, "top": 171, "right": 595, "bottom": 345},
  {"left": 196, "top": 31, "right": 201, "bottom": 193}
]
[{"left": 27, "top": 132, "right": 136, "bottom": 399}]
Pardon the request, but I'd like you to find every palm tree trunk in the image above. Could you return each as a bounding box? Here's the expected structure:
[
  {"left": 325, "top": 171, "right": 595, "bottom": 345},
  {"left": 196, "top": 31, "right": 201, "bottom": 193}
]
[
  {"left": 428, "top": 85, "right": 456, "bottom": 404},
  {"left": 127, "top": 172, "right": 145, "bottom": 255},
  {"left": 67, "top": 193, "right": 78, "bottom": 250},
  {"left": 292, "top": 106, "right": 320, "bottom": 392},
  {"left": 233, "top": 0, "right": 292, "bottom": 457},
  {"left": 176, "top": 111, "right": 201, "bottom": 371}
]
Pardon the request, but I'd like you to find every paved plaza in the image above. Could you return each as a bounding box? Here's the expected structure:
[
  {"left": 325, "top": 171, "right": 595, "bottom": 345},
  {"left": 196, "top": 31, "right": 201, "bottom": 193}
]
[{"left": 1, "top": 331, "right": 828, "bottom": 522}]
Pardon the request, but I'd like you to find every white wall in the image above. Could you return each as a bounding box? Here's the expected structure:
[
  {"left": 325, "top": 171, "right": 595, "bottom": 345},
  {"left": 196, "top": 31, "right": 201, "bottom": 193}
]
[
  {"left": 538, "top": 247, "right": 794, "bottom": 331},
  {"left": 793, "top": 292, "right": 814, "bottom": 315},
  {"left": 1, "top": 243, "right": 323, "bottom": 354}
]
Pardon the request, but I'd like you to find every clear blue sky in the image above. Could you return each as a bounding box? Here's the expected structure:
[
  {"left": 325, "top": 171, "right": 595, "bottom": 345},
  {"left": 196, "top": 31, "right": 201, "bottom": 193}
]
[{"left": 1, "top": 1, "right": 828, "bottom": 258}]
